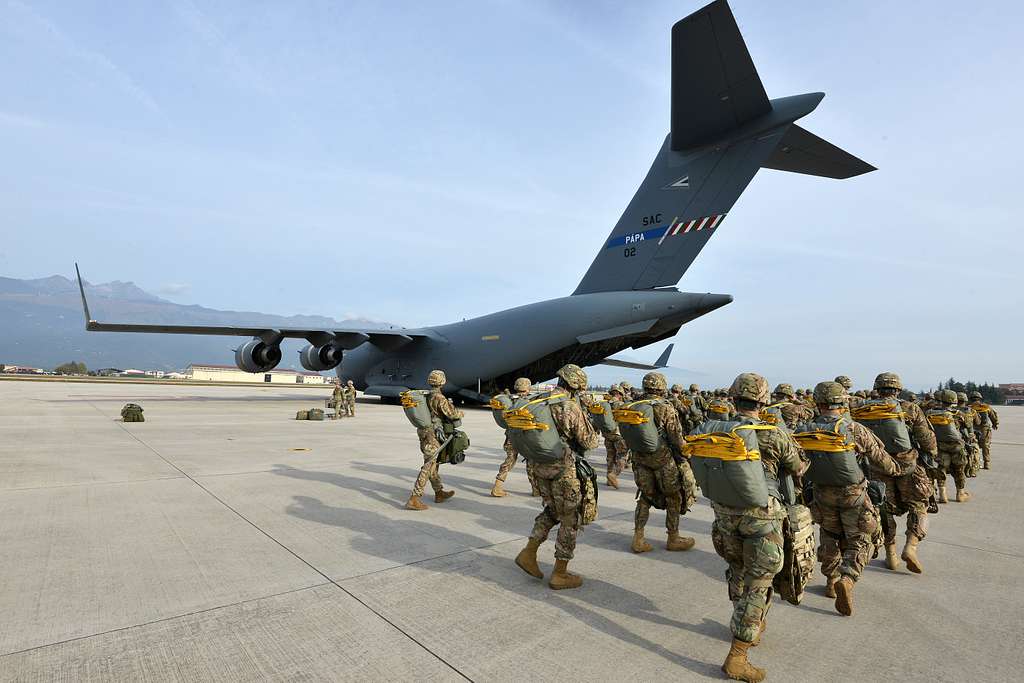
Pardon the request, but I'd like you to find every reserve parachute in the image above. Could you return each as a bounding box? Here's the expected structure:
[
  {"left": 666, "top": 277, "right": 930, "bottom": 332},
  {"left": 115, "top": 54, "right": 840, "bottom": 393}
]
[{"left": 684, "top": 419, "right": 775, "bottom": 508}]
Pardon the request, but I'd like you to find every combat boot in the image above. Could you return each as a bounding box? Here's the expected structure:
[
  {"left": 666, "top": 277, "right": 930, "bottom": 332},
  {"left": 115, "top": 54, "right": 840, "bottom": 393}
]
[
  {"left": 548, "top": 559, "right": 583, "bottom": 590},
  {"left": 607, "top": 473, "right": 619, "bottom": 489},
  {"left": 721, "top": 638, "right": 766, "bottom": 683},
  {"left": 955, "top": 488, "right": 971, "bottom": 503},
  {"left": 405, "top": 495, "right": 429, "bottom": 511},
  {"left": 884, "top": 543, "right": 901, "bottom": 571},
  {"left": 901, "top": 535, "right": 923, "bottom": 574},
  {"left": 834, "top": 576, "right": 855, "bottom": 616},
  {"left": 434, "top": 489, "right": 455, "bottom": 503},
  {"left": 666, "top": 531, "right": 696, "bottom": 551},
  {"left": 983, "top": 461, "right": 990, "bottom": 470},
  {"left": 825, "top": 575, "right": 838, "bottom": 598},
  {"left": 938, "top": 484, "right": 948, "bottom": 504},
  {"left": 514, "top": 538, "right": 543, "bottom": 579},
  {"left": 631, "top": 529, "right": 653, "bottom": 553},
  {"left": 490, "top": 480, "right": 508, "bottom": 498}
]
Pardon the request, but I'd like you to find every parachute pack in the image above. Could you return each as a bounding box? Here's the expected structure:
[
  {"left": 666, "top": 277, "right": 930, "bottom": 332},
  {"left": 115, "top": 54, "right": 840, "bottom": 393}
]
[
  {"left": 438, "top": 429, "right": 471, "bottom": 466},
  {"left": 400, "top": 390, "right": 435, "bottom": 429},
  {"left": 759, "top": 402, "right": 786, "bottom": 428},
  {"left": 489, "top": 394, "right": 512, "bottom": 429},
  {"left": 503, "top": 392, "right": 569, "bottom": 464},
  {"left": 927, "top": 409, "right": 963, "bottom": 444},
  {"left": 793, "top": 417, "right": 864, "bottom": 487},
  {"left": 121, "top": 403, "right": 144, "bottom": 423},
  {"left": 613, "top": 400, "right": 666, "bottom": 453},
  {"left": 587, "top": 397, "right": 618, "bottom": 435},
  {"left": 684, "top": 420, "right": 775, "bottom": 508},
  {"left": 852, "top": 399, "right": 912, "bottom": 453}
]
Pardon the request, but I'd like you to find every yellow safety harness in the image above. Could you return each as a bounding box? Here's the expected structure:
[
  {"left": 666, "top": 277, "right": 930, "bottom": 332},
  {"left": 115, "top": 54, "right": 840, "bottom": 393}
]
[
  {"left": 852, "top": 402, "right": 903, "bottom": 421},
  {"left": 793, "top": 418, "right": 855, "bottom": 453},
  {"left": 683, "top": 424, "right": 776, "bottom": 461},
  {"left": 503, "top": 393, "right": 567, "bottom": 431},
  {"left": 612, "top": 399, "right": 658, "bottom": 425},
  {"left": 399, "top": 391, "right": 422, "bottom": 409}
]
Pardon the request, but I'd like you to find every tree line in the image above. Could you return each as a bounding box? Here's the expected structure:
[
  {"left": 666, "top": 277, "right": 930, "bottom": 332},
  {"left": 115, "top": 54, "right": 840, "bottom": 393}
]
[{"left": 933, "top": 378, "right": 1005, "bottom": 405}]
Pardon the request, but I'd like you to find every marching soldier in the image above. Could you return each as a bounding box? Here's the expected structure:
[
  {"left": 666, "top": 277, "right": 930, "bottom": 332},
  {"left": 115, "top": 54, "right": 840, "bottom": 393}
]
[
  {"left": 491, "top": 377, "right": 535, "bottom": 497},
  {"left": 405, "top": 370, "right": 459, "bottom": 510},
  {"left": 969, "top": 390, "right": 999, "bottom": 469}
]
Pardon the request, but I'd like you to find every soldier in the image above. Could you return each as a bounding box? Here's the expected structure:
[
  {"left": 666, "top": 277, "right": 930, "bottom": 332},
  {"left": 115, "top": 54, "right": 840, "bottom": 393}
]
[
  {"left": 689, "top": 383, "right": 709, "bottom": 417},
  {"left": 670, "top": 383, "right": 704, "bottom": 433},
  {"left": 405, "top": 370, "right": 459, "bottom": 510},
  {"left": 955, "top": 392, "right": 982, "bottom": 477},
  {"left": 707, "top": 390, "right": 735, "bottom": 420},
  {"left": 331, "top": 381, "right": 344, "bottom": 420},
  {"left": 928, "top": 389, "right": 972, "bottom": 503},
  {"left": 969, "top": 390, "right": 999, "bottom": 469},
  {"left": 795, "top": 382, "right": 899, "bottom": 616},
  {"left": 514, "top": 364, "right": 599, "bottom": 590},
  {"left": 685, "top": 373, "right": 804, "bottom": 683},
  {"left": 491, "top": 377, "right": 534, "bottom": 497},
  {"left": 623, "top": 372, "right": 697, "bottom": 554},
  {"left": 619, "top": 381, "right": 635, "bottom": 402},
  {"left": 344, "top": 379, "right": 357, "bottom": 417},
  {"left": 834, "top": 375, "right": 856, "bottom": 410},
  {"left": 763, "top": 383, "right": 812, "bottom": 430},
  {"left": 851, "top": 372, "right": 937, "bottom": 573},
  {"left": 602, "top": 385, "right": 630, "bottom": 488}
]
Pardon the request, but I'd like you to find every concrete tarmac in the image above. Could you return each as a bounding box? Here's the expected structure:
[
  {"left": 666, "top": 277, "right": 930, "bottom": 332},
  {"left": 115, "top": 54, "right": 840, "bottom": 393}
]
[{"left": 1, "top": 380, "right": 1020, "bottom": 681}]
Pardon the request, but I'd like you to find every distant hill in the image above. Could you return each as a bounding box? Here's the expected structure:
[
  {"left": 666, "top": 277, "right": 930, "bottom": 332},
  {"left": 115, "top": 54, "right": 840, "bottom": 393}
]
[{"left": 0, "top": 274, "right": 386, "bottom": 372}]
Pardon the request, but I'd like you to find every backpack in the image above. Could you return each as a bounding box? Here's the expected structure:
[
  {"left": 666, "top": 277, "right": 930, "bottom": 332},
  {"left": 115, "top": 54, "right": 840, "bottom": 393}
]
[
  {"left": 587, "top": 397, "right": 618, "bottom": 434},
  {"left": 684, "top": 420, "right": 775, "bottom": 508},
  {"left": 503, "top": 391, "right": 569, "bottom": 464},
  {"left": 295, "top": 410, "right": 309, "bottom": 420},
  {"left": 927, "top": 408, "right": 962, "bottom": 444},
  {"left": 575, "top": 457, "right": 599, "bottom": 525},
  {"left": 307, "top": 408, "right": 325, "bottom": 421},
  {"left": 852, "top": 399, "right": 912, "bottom": 453},
  {"left": 792, "top": 416, "right": 865, "bottom": 487},
  {"left": 613, "top": 400, "right": 666, "bottom": 453},
  {"left": 489, "top": 394, "right": 512, "bottom": 429},
  {"left": 773, "top": 504, "right": 816, "bottom": 605},
  {"left": 121, "top": 403, "right": 145, "bottom": 423},
  {"left": 438, "top": 429, "right": 471, "bottom": 465},
  {"left": 400, "top": 390, "right": 435, "bottom": 429}
]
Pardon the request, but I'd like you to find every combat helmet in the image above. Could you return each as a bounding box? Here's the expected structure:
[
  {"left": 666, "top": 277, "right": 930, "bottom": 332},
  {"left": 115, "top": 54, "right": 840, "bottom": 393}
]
[
  {"left": 937, "top": 389, "right": 958, "bottom": 405},
  {"left": 970, "top": 391, "right": 982, "bottom": 401},
  {"left": 874, "top": 372, "right": 903, "bottom": 391},
  {"left": 670, "top": 383, "right": 683, "bottom": 394},
  {"left": 427, "top": 369, "right": 447, "bottom": 387},
  {"left": 609, "top": 384, "right": 623, "bottom": 396},
  {"left": 773, "top": 383, "right": 795, "bottom": 399},
  {"left": 689, "top": 383, "right": 700, "bottom": 393},
  {"left": 642, "top": 372, "right": 668, "bottom": 395},
  {"left": 557, "top": 364, "right": 588, "bottom": 390},
  {"left": 813, "top": 381, "right": 847, "bottom": 408},
  {"left": 834, "top": 375, "right": 853, "bottom": 390},
  {"left": 957, "top": 391, "right": 969, "bottom": 405},
  {"left": 513, "top": 377, "right": 532, "bottom": 393},
  {"left": 728, "top": 372, "right": 770, "bottom": 405}
]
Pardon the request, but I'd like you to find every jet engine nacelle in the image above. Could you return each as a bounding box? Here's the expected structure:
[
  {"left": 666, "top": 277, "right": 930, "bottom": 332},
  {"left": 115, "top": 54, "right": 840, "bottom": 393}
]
[
  {"left": 235, "top": 338, "right": 282, "bottom": 373},
  {"left": 299, "top": 343, "right": 343, "bottom": 372}
]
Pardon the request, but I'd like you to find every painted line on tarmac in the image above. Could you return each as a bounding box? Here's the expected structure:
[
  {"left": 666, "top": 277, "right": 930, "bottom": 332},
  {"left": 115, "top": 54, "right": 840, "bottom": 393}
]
[
  {"left": 84, "top": 399, "right": 474, "bottom": 682},
  {"left": 927, "top": 539, "right": 1024, "bottom": 559}
]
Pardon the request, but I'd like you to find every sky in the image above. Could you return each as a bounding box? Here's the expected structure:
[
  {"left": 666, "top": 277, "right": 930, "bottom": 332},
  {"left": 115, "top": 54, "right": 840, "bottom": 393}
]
[{"left": 1, "top": 0, "right": 1021, "bottom": 391}]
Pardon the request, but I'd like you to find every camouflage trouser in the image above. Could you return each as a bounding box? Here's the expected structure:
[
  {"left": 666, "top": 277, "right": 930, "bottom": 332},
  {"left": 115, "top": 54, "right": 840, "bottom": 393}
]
[
  {"left": 939, "top": 445, "right": 967, "bottom": 491},
  {"left": 975, "top": 428, "right": 992, "bottom": 466},
  {"left": 711, "top": 500, "right": 786, "bottom": 644},
  {"left": 496, "top": 435, "right": 519, "bottom": 482},
  {"left": 530, "top": 452, "right": 581, "bottom": 561},
  {"left": 605, "top": 433, "right": 628, "bottom": 477},
  {"left": 634, "top": 456, "right": 682, "bottom": 535},
  {"left": 345, "top": 399, "right": 355, "bottom": 417},
  {"left": 874, "top": 465, "right": 930, "bottom": 544},
  {"left": 412, "top": 427, "right": 444, "bottom": 497},
  {"left": 810, "top": 483, "right": 877, "bottom": 582}
]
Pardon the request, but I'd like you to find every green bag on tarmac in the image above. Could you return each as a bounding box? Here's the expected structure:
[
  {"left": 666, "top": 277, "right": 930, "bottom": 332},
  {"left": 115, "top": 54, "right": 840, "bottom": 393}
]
[
  {"left": 400, "top": 390, "right": 434, "bottom": 429},
  {"left": 503, "top": 391, "right": 569, "bottom": 465},
  {"left": 613, "top": 400, "right": 666, "bottom": 453},
  {"left": 307, "top": 408, "right": 325, "bottom": 421},
  {"left": 296, "top": 410, "right": 309, "bottom": 420},
  {"left": 121, "top": 403, "right": 145, "bottom": 423}
]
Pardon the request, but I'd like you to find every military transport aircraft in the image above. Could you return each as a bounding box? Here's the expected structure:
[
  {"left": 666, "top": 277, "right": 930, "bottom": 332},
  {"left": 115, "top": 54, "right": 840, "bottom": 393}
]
[{"left": 77, "top": 0, "right": 874, "bottom": 403}]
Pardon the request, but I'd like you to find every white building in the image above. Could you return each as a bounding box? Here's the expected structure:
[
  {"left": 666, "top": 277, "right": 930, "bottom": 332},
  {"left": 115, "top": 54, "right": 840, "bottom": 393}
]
[{"left": 186, "top": 364, "right": 328, "bottom": 385}]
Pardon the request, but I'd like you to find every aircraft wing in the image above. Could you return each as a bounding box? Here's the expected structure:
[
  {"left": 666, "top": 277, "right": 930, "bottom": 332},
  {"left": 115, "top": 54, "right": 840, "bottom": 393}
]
[
  {"left": 598, "top": 344, "right": 674, "bottom": 371},
  {"left": 75, "top": 265, "right": 434, "bottom": 350}
]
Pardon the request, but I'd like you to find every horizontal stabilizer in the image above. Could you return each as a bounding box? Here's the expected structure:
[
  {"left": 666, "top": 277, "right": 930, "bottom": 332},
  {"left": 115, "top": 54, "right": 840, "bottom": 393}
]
[
  {"left": 761, "top": 124, "right": 876, "bottom": 179},
  {"left": 599, "top": 344, "right": 673, "bottom": 371}
]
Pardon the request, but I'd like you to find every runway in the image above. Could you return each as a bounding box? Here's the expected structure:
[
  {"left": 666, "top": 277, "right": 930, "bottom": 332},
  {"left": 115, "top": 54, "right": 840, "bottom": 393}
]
[{"left": 1, "top": 379, "right": 1019, "bottom": 681}]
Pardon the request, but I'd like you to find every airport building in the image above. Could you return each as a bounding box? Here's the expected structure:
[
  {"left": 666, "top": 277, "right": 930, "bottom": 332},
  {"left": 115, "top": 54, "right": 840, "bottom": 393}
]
[
  {"left": 1000, "top": 383, "right": 1024, "bottom": 406},
  {"left": 186, "top": 363, "right": 329, "bottom": 385}
]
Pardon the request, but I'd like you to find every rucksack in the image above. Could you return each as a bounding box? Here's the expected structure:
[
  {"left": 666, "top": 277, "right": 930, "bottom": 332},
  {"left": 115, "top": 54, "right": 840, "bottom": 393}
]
[
  {"left": 121, "top": 403, "right": 145, "bottom": 423},
  {"left": 438, "top": 429, "right": 471, "bottom": 465},
  {"left": 489, "top": 394, "right": 512, "bottom": 429},
  {"left": 503, "top": 391, "right": 569, "bottom": 464},
  {"left": 587, "top": 397, "right": 618, "bottom": 434},
  {"left": 792, "top": 416, "right": 864, "bottom": 487},
  {"left": 613, "top": 400, "right": 666, "bottom": 453},
  {"left": 773, "top": 504, "right": 816, "bottom": 605},
  {"left": 307, "top": 408, "right": 325, "bottom": 421},
  {"left": 400, "top": 390, "right": 434, "bottom": 429},
  {"left": 852, "top": 399, "right": 912, "bottom": 453},
  {"left": 576, "top": 457, "right": 598, "bottom": 525},
  {"left": 295, "top": 410, "right": 309, "bottom": 420},
  {"left": 927, "top": 408, "right": 962, "bottom": 444},
  {"left": 684, "top": 420, "right": 775, "bottom": 508}
]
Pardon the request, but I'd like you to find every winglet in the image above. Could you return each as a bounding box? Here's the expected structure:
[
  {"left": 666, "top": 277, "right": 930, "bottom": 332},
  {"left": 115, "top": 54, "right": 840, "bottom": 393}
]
[
  {"left": 75, "top": 263, "right": 94, "bottom": 329},
  {"left": 654, "top": 343, "right": 674, "bottom": 368}
]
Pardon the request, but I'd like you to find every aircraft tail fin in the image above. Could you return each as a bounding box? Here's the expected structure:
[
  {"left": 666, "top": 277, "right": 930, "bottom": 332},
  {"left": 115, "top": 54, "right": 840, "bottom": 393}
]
[{"left": 572, "top": 0, "right": 874, "bottom": 295}]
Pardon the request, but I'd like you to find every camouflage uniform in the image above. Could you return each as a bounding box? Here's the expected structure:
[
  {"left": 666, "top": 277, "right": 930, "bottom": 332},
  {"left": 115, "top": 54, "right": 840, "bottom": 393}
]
[
  {"left": 516, "top": 365, "right": 599, "bottom": 591},
  {"left": 955, "top": 392, "right": 982, "bottom": 476},
  {"left": 408, "top": 371, "right": 460, "bottom": 507},
  {"left": 930, "top": 390, "right": 972, "bottom": 501},
  {"left": 493, "top": 378, "right": 538, "bottom": 497},
  {"left": 332, "top": 384, "right": 343, "bottom": 420},
  {"left": 688, "top": 384, "right": 709, "bottom": 418},
  {"left": 969, "top": 392, "right": 999, "bottom": 468},
  {"left": 344, "top": 380, "right": 357, "bottom": 417},
  {"left": 601, "top": 386, "right": 630, "bottom": 484},
  {"left": 799, "top": 383, "right": 899, "bottom": 604},
  {"left": 630, "top": 374, "right": 698, "bottom": 552},
  {"left": 702, "top": 374, "right": 804, "bottom": 681}
]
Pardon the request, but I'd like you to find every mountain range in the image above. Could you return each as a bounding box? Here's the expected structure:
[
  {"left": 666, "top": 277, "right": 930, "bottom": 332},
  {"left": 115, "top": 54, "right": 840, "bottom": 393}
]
[{"left": 0, "top": 274, "right": 379, "bottom": 372}]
